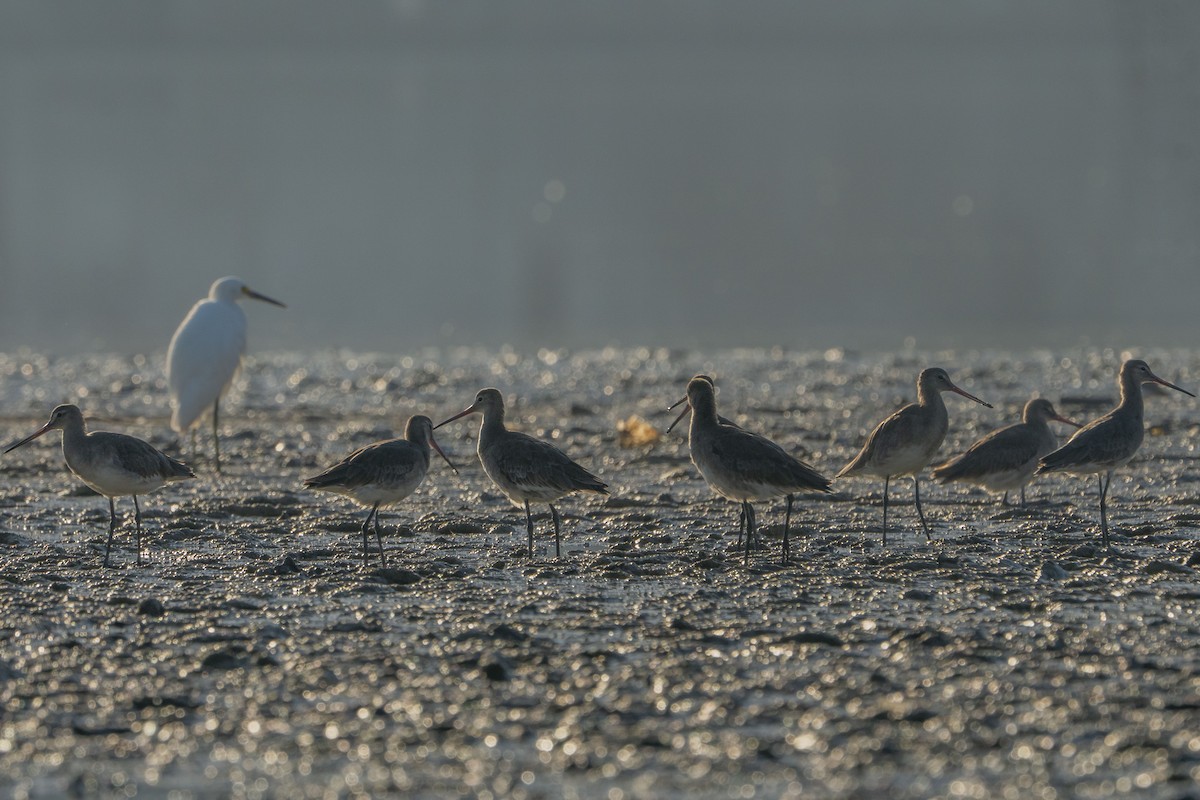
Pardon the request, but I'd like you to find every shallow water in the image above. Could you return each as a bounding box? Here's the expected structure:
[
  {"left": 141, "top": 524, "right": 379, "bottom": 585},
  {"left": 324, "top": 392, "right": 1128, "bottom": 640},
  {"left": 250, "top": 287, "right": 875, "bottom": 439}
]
[{"left": 1, "top": 347, "right": 1198, "bottom": 799}]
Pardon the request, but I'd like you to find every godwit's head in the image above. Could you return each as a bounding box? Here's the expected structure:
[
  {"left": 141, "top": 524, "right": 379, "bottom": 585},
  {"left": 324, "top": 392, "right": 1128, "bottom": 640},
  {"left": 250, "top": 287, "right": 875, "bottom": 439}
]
[
  {"left": 917, "top": 367, "right": 991, "bottom": 408},
  {"left": 434, "top": 387, "right": 506, "bottom": 430},
  {"left": 1120, "top": 359, "right": 1195, "bottom": 399},
  {"left": 1023, "top": 398, "right": 1080, "bottom": 428},
  {"left": 4, "top": 404, "right": 85, "bottom": 453},
  {"left": 405, "top": 415, "right": 459, "bottom": 474}
]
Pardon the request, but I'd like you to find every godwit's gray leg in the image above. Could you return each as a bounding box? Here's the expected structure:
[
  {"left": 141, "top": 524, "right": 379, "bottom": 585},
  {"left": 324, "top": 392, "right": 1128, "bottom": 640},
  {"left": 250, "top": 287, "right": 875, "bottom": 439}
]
[
  {"left": 1098, "top": 471, "right": 1112, "bottom": 550},
  {"left": 882, "top": 476, "right": 890, "bottom": 547},
  {"left": 1020, "top": 487, "right": 1026, "bottom": 506},
  {"left": 1002, "top": 491, "right": 1011, "bottom": 506},
  {"left": 742, "top": 501, "right": 756, "bottom": 566},
  {"left": 359, "top": 504, "right": 380, "bottom": 566},
  {"left": 105, "top": 497, "right": 118, "bottom": 568},
  {"left": 373, "top": 505, "right": 386, "bottom": 565},
  {"left": 549, "top": 504, "right": 562, "bottom": 558},
  {"left": 212, "top": 399, "right": 222, "bottom": 474},
  {"left": 913, "top": 477, "right": 931, "bottom": 542},
  {"left": 782, "top": 493, "right": 794, "bottom": 564},
  {"left": 523, "top": 500, "right": 535, "bottom": 559},
  {"left": 133, "top": 495, "right": 143, "bottom": 566}
]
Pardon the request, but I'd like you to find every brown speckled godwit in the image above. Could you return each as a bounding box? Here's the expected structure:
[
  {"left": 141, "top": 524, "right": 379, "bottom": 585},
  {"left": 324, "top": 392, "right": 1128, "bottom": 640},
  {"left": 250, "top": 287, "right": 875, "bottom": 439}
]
[
  {"left": 434, "top": 388, "right": 608, "bottom": 559},
  {"left": 4, "top": 404, "right": 195, "bottom": 566},
  {"left": 669, "top": 375, "right": 831, "bottom": 565},
  {"left": 836, "top": 367, "right": 992, "bottom": 545},
  {"left": 304, "top": 415, "right": 458, "bottom": 566},
  {"left": 1037, "top": 359, "right": 1194, "bottom": 549},
  {"left": 933, "top": 398, "right": 1080, "bottom": 505}
]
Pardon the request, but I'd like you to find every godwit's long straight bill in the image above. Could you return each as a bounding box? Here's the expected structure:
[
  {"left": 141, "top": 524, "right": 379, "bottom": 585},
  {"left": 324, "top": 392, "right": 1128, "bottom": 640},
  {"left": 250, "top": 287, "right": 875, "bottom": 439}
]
[{"left": 4, "top": 422, "right": 55, "bottom": 452}]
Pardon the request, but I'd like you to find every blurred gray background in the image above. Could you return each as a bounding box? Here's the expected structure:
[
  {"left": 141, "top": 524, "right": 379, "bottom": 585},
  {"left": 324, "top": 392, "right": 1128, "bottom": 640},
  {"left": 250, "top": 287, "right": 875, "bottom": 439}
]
[{"left": 1, "top": 1, "right": 1196, "bottom": 355}]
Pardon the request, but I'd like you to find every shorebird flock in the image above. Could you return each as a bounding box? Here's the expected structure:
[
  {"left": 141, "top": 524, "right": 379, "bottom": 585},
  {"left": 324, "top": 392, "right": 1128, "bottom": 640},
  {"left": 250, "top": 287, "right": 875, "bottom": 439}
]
[{"left": 2, "top": 277, "right": 1194, "bottom": 567}]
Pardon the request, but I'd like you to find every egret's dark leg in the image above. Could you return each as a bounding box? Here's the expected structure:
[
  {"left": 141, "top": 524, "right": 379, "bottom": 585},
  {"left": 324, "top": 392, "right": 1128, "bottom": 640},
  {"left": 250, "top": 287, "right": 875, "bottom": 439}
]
[
  {"left": 914, "top": 477, "right": 931, "bottom": 542},
  {"left": 1098, "top": 472, "right": 1112, "bottom": 550},
  {"left": 881, "top": 477, "right": 890, "bottom": 547},
  {"left": 104, "top": 497, "right": 117, "bottom": 567},
  {"left": 373, "top": 505, "right": 386, "bottom": 566},
  {"left": 1020, "top": 486, "right": 1027, "bottom": 506},
  {"left": 1002, "top": 491, "right": 1010, "bottom": 507},
  {"left": 212, "top": 399, "right": 222, "bottom": 474},
  {"left": 133, "top": 496, "right": 143, "bottom": 565},
  {"left": 736, "top": 506, "right": 745, "bottom": 547},
  {"left": 782, "top": 493, "right": 794, "bottom": 564},
  {"left": 524, "top": 500, "right": 535, "bottom": 559},
  {"left": 549, "top": 504, "right": 562, "bottom": 558}
]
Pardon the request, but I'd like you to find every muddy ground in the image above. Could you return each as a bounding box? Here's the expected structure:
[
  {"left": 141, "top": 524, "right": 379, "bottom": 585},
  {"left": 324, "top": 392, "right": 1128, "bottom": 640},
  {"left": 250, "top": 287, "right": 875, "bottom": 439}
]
[{"left": 0, "top": 347, "right": 1198, "bottom": 799}]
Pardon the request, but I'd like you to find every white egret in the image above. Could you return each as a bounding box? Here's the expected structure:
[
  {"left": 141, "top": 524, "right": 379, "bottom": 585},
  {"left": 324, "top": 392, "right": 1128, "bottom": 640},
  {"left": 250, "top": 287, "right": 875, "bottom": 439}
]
[{"left": 166, "top": 277, "right": 285, "bottom": 472}]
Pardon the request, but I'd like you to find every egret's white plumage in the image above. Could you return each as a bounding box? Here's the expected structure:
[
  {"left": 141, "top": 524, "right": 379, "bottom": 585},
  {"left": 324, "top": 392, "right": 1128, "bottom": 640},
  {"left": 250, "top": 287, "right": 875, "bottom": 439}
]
[{"left": 166, "top": 277, "right": 284, "bottom": 471}]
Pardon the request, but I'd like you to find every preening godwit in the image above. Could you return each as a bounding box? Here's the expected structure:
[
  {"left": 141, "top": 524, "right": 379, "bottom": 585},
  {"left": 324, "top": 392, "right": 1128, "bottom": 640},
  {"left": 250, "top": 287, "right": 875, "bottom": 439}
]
[
  {"left": 932, "top": 398, "right": 1080, "bottom": 505},
  {"left": 669, "top": 375, "right": 831, "bottom": 564},
  {"left": 167, "top": 277, "right": 285, "bottom": 473},
  {"left": 434, "top": 388, "right": 608, "bottom": 559},
  {"left": 4, "top": 404, "right": 195, "bottom": 566},
  {"left": 304, "top": 415, "right": 458, "bottom": 566},
  {"left": 1037, "top": 359, "right": 1194, "bottom": 549},
  {"left": 836, "top": 367, "right": 991, "bottom": 545}
]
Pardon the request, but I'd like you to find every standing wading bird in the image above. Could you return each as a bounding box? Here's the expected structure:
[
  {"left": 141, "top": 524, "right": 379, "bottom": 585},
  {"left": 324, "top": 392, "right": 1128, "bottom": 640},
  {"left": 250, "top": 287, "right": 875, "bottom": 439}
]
[
  {"left": 434, "top": 388, "right": 608, "bottom": 559},
  {"left": 303, "top": 415, "right": 459, "bottom": 567},
  {"left": 1036, "top": 359, "right": 1194, "bottom": 550},
  {"left": 836, "top": 368, "right": 992, "bottom": 545},
  {"left": 4, "top": 405, "right": 195, "bottom": 566},
  {"left": 167, "top": 277, "right": 285, "bottom": 473},
  {"left": 667, "top": 374, "right": 753, "bottom": 547},
  {"left": 667, "top": 375, "right": 832, "bottom": 565},
  {"left": 932, "top": 398, "right": 1081, "bottom": 506}
]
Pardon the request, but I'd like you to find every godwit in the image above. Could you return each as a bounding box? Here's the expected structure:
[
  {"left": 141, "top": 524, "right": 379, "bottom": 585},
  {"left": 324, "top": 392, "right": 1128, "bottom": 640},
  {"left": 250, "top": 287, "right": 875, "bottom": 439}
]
[
  {"left": 1037, "top": 359, "right": 1194, "bottom": 549},
  {"left": 666, "top": 374, "right": 758, "bottom": 550},
  {"left": 167, "top": 277, "right": 285, "bottom": 473},
  {"left": 836, "top": 367, "right": 991, "bottom": 544},
  {"left": 668, "top": 375, "right": 832, "bottom": 564},
  {"left": 932, "top": 398, "right": 1080, "bottom": 505},
  {"left": 434, "top": 388, "right": 608, "bottom": 559},
  {"left": 303, "top": 415, "right": 459, "bottom": 567},
  {"left": 4, "top": 404, "right": 195, "bottom": 566}
]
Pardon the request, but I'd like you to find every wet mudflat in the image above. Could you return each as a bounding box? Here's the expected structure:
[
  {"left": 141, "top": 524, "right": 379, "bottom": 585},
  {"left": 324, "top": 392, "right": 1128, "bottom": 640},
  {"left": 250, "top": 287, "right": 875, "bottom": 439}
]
[{"left": 0, "top": 347, "right": 1198, "bottom": 799}]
